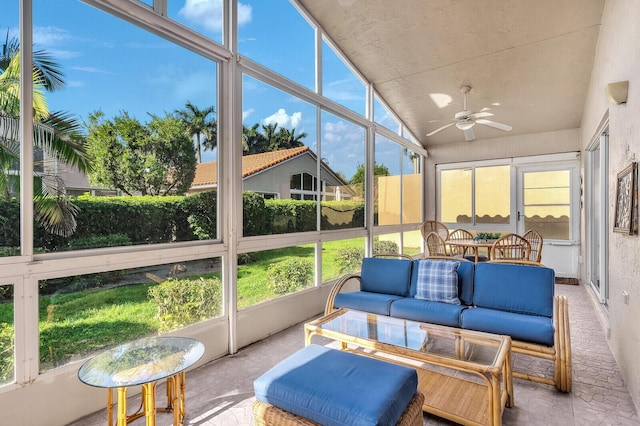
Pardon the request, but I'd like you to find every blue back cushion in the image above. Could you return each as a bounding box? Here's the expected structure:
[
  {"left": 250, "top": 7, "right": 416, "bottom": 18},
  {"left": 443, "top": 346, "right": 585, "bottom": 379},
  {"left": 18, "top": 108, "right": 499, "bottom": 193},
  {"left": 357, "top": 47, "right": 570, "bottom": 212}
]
[
  {"left": 360, "top": 257, "right": 412, "bottom": 297},
  {"left": 410, "top": 259, "right": 475, "bottom": 305},
  {"left": 474, "top": 262, "right": 555, "bottom": 317}
]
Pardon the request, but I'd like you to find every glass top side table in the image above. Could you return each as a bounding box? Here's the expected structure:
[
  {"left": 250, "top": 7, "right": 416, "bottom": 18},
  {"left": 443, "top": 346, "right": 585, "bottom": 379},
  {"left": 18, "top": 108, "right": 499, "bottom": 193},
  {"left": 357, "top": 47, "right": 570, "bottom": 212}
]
[{"left": 78, "top": 336, "right": 205, "bottom": 426}]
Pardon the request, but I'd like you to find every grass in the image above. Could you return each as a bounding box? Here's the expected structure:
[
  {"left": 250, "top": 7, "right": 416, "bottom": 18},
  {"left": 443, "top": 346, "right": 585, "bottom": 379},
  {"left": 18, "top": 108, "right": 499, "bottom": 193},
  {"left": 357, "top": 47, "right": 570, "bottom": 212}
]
[{"left": 0, "top": 237, "right": 413, "bottom": 372}]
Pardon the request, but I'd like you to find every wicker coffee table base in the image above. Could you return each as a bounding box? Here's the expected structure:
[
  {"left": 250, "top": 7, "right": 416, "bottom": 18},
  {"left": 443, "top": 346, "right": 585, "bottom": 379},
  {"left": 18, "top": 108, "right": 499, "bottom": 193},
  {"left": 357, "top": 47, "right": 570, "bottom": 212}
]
[{"left": 253, "top": 391, "right": 424, "bottom": 426}]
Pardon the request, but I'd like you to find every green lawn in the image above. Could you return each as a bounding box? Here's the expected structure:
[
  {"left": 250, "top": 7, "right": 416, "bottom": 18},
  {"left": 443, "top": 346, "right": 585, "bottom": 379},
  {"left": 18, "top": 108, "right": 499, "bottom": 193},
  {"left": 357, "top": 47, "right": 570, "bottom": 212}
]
[{"left": 0, "top": 237, "right": 408, "bottom": 374}]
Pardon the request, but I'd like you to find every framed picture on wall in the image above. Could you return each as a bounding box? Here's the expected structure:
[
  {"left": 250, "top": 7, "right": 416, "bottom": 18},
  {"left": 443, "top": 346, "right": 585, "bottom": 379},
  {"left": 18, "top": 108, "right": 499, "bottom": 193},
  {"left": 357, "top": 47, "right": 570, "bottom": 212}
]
[{"left": 613, "top": 162, "right": 636, "bottom": 234}]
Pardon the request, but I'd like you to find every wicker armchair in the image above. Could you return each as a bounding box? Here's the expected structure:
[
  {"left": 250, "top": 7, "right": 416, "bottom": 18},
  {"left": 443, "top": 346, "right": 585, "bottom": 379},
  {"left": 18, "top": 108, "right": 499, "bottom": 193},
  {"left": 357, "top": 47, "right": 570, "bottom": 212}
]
[
  {"left": 490, "top": 233, "right": 531, "bottom": 261},
  {"left": 523, "top": 229, "right": 544, "bottom": 263},
  {"left": 420, "top": 220, "right": 449, "bottom": 242},
  {"left": 424, "top": 231, "right": 449, "bottom": 257}
]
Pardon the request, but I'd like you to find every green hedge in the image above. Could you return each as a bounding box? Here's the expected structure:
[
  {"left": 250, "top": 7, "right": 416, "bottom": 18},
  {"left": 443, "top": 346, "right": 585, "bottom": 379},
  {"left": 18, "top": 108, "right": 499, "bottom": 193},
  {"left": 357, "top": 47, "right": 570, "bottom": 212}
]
[{"left": 0, "top": 191, "right": 365, "bottom": 251}]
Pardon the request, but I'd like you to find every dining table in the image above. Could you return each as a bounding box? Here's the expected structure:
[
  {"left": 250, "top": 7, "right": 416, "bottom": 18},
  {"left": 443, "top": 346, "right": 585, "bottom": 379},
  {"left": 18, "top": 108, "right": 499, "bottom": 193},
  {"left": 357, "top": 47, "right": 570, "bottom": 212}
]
[{"left": 446, "top": 238, "right": 497, "bottom": 262}]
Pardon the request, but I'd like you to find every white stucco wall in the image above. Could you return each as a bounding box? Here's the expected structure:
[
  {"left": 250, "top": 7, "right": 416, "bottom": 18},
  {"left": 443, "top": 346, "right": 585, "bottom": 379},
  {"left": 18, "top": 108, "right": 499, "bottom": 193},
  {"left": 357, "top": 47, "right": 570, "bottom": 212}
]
[{"left": 579, "top": 0, "right": 640, "bottom": 410}]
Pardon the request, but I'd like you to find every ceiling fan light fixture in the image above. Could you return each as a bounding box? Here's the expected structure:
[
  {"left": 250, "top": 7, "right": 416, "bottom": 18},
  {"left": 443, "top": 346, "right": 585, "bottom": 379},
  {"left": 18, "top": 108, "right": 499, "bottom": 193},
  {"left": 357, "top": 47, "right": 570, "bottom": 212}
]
[{"left": 455, "top": 121, "right": 475, "bottom": 131}]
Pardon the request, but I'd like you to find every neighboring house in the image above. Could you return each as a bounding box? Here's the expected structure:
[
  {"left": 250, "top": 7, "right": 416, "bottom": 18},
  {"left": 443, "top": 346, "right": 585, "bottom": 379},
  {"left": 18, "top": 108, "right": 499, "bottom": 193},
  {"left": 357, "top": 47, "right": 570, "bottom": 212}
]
[{"left": 189, "top": 146, "right": 355, "bottom": 200}]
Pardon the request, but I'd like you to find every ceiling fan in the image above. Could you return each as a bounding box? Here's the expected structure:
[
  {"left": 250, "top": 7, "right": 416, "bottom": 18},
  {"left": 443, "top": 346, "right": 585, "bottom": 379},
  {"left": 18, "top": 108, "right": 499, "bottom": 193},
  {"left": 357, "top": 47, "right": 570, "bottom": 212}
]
[{"left": 426, "top": 85, "right": 512, "bottom": 141}]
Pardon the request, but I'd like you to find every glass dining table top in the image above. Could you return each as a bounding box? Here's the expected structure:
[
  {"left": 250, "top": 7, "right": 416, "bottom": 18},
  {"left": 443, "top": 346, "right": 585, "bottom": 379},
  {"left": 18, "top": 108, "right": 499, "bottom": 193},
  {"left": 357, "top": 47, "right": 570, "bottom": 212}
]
[{"left": 78, "top": 336, "right": 205, "bottom": 388}]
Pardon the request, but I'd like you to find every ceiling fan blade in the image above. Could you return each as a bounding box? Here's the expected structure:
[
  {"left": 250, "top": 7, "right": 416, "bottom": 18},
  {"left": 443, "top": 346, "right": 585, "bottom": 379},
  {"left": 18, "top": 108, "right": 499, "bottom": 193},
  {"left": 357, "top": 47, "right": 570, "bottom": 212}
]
[
  {"left": 476, "top": 119, "right": 512, "bottom": 131},
  {"left": 464, "top": 127, "right": 475, "bottom": 141},
  {"left": 426, "top": 122, "right": 455, "bottom": 137},
  {"left": 469, "top": 111, "right": 494, "bottom": 120}
]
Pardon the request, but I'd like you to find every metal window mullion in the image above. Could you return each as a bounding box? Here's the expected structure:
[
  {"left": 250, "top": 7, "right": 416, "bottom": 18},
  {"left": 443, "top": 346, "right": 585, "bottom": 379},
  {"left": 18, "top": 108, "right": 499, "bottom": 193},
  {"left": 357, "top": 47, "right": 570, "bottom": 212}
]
[
  {"left": 19, "top": 0, "right": 38, "bottom": 384},
  {"left": 224, "top": 0, "right": 239, "bottom": 355}
]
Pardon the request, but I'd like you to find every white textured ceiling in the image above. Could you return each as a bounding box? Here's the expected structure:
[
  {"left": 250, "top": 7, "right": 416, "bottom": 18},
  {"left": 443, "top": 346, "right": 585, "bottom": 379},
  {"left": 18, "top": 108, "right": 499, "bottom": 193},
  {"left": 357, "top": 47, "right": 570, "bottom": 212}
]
[{"left": 298, "top": 0, "right": 604, "bottom": 148}]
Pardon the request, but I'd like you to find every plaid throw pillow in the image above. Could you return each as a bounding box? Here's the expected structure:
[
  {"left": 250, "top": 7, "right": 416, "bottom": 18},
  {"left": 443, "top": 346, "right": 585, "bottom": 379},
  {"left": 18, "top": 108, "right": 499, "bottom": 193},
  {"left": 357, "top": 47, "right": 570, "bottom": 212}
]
[{"left": 415, "top": 260, "right": 461, "bottom": 304}]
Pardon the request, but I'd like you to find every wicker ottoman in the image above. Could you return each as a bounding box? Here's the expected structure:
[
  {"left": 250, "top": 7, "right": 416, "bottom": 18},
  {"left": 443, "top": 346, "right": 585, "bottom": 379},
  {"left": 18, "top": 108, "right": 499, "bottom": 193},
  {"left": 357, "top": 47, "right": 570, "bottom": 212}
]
[{"left": 253, "top": 344, "right": 423, "bottom": 426}]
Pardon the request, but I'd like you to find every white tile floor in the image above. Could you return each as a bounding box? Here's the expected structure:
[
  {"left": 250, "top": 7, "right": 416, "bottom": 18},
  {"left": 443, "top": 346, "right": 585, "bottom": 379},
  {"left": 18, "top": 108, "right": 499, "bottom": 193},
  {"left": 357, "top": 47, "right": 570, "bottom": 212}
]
[{"left": 69, "top": 283, "right": 639, "bottom": 426}]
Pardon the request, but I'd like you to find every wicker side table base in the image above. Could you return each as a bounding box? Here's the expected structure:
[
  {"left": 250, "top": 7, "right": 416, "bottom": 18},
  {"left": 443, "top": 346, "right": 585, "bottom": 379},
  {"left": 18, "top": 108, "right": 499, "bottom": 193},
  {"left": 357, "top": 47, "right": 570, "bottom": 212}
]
[{"left": 253, "top": 391, "right": 424, "bottom": 426}]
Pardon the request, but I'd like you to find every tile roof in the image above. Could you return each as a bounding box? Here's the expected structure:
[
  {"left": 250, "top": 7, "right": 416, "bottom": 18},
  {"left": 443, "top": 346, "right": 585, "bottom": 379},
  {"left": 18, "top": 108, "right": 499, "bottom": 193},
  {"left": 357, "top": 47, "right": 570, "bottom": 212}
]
[{"left": 191, "top": 146, "right": 310, "bottom": 187}]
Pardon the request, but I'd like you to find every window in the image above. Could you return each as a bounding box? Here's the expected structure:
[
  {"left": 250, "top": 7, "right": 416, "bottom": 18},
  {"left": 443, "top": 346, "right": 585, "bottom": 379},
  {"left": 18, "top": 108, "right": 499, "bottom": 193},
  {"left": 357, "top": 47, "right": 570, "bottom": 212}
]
[
  {"left": 440, "top": 165, "right": 510, "bottom": 226},
  {"left": 523, "top": 170, "right": 571, "bottom": 239},
  {"left": 0, "top": 284, "right": 14, "bottom": 386},
  {"left": 34, "top": 1, "right": 219, "bottom": 251},
  {"left": 238, "top": 246, "right": 315, "bottom": 309},
  {"left": 321, "top": 38, "right": 366, "bottom": 116},
  {"left": 38, "top": 258, "right": 222, "bottom": 373}
]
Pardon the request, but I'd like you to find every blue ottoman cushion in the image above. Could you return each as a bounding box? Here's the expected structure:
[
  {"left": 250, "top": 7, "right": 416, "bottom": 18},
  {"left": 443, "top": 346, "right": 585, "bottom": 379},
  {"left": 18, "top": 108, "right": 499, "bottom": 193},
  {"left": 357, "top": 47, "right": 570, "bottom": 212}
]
[{"left": 254, "top": 344, "right": 418, "bottom": 426}]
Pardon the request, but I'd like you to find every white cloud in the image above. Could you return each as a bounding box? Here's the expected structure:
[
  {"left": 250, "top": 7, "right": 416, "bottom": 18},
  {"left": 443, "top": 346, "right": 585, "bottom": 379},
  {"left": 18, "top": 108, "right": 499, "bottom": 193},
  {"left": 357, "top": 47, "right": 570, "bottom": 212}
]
[
  {"left": 243, "top": 108, "right": 255, "bottom": 121},
  {"left": 71, "top": 66, "right": 114, "bottom": 74},
  {"left": 32, "top": 26, "right": 71, "bottom": 46},
  {"left": 323, "top": 78, "right": 365, "bottom": 102},
  {"left": 262, "top": 108, "right": 302, "bottom": 129},
  {"left": 179, "top": 0, "right": 252, "bottom": 32}
]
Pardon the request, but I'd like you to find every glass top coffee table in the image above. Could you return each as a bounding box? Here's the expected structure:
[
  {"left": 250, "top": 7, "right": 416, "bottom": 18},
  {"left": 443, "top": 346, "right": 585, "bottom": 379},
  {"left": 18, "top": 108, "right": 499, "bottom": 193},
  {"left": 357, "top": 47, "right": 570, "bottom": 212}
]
[
  {"left": 78, "top": 336, "right": 204, "bottom": 426},
  {"left": 305, "top": 308, "right": 513, "bottom": 426}
]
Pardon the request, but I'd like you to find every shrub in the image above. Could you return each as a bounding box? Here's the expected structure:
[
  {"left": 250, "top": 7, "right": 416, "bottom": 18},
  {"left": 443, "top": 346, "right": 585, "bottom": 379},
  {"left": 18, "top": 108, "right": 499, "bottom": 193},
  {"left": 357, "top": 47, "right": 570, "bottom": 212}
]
[
  {"left": 336, "top": 247, "right": 364, "bottom": 274},
  {"left": 267, "top": 258, "right": 312, "bottom": 295},
  {"left": 237, "top": 253, "right": 255, "bottom": 265},
  {"left": 184, "top": 191, "right": 217, "bottom": 240},
  {"left": 336, "top": 240, "right": 400, "bottom": 274},
  {"left": 148, "top": 277, "right": 222, "bottom": 332},
  {"left": 0, "top": 323, "right": 14, "bottom": 385},
  {"left": 374, "top": 240, "right": 399, "bottom": 254},
  {"left": 67, "top": 233, "right": 132, "bottom": 250}
]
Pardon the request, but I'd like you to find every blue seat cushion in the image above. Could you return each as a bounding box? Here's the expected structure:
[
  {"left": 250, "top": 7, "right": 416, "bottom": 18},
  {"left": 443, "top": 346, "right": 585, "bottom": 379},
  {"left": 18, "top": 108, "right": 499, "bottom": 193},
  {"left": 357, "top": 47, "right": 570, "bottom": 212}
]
[
  {"left": 334, "top": 291, "right": 403, "bottom": 315},
  {"left": 390, "top": 298, "right": 467, "bottom": 327},
  {"left": 360, "top": 257, "right": 412, "bottom": 297},
  {"left": 461, "top": 307, "right": 555, "bottom": 346},
  {"left": 410, "top": 259, "right": 475, "bottom": 305},
  {"left": 474, "top": 262, "right": 555, "bottom": 317},
  {"left": 254, "top": 344, "right": 418, "bottom": 426}
]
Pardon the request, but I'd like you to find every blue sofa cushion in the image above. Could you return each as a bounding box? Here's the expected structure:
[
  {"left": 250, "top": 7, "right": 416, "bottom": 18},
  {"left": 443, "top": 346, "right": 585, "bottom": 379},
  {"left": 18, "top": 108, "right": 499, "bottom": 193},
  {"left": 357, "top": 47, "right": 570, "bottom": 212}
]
[
  {"left": 474, "top": 262, "right": 555, "bottom": 317},
  {"left": 461, "top": 307, "right": 555, "bottom": 346},
  {"left": 334, "top": 291, "right": 404, "bottom": 315},
  {"left": 360, "top": 257, "right": 412, "bottom": 297},
  {"left": 410, "top": 259, "right": 475, "bottom": 305},
  {"left": 415, "top": 260, "right": 461, "bottom": 304},
  {"left": 254, "top": 344, "right": 418, "bottom": 426},
  {"left": 390, "top": 298, "right": 467, "bottom": 327}
]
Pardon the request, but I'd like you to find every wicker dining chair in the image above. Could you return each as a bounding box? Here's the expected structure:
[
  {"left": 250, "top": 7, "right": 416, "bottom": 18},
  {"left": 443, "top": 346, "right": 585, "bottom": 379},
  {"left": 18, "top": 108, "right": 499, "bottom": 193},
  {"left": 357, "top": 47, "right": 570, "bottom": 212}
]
[
  {"left": 424, "top": 231, "right": 449, "bottom": 257},
  {"left": 447, "top": 228, "right": 488, "bottom": 262},
  {"left": 490, "top": 233, "right": 531, "bottom": 261},
  {"left": 523, "top": 228, "right": 544, "bottom": 263},
  {"left": 421, "top": 220, "right": 449, "bottom": 242}
]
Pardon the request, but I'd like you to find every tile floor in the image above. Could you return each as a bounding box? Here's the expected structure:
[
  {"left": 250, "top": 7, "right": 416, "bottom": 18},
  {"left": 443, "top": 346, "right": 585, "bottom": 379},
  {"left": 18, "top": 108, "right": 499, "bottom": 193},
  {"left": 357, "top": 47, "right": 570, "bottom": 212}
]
[{"left": 69, "top": 283, "right": 639, "bottom": 426}]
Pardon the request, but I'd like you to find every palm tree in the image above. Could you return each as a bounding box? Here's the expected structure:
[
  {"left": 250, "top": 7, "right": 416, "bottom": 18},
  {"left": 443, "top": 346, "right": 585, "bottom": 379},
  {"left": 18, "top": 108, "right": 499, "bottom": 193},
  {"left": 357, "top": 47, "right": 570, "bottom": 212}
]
[
  {"left": 0, "top": 33, "right": 90, "bottom": 237},
  {"left": 175, "top": 101, "right": 217, "bottom": 163},
  {"left": 275, "top": 127, "right": 307, "bottom": 150}
]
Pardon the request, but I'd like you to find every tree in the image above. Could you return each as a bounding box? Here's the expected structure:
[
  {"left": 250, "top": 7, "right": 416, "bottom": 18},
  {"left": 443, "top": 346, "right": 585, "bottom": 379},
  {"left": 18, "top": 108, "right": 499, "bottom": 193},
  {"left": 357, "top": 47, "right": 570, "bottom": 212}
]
[
  {"left": 349, "top": 162, "right": 390, "bottom": 185},
  {"left": 242, "top": 123, "right": 268, "bottom": 155},
  {"left": 175, "top": 101, "right": 217, "bottom": 163},
  {"left": 350, "top": 162, "right": 390, "bottom": 199},
  {"left": 242, "top": 122, "right": 307, "bottom": 155},
  {"left": 85, "top": 111, "right": 196, "bottom": 196},
  {"left": 275, "top": 127, "right": 306, "bottom": 150},
  {"left": 0, "top": 33, "right": 90, "bottom": 237}
]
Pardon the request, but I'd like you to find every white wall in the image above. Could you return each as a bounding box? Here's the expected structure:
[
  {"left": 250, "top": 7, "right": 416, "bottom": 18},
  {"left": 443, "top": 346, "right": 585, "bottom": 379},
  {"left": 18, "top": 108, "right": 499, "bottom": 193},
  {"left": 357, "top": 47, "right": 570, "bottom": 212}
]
[{"left": 579, "top": 0, "right": 640, "bottom": 410}]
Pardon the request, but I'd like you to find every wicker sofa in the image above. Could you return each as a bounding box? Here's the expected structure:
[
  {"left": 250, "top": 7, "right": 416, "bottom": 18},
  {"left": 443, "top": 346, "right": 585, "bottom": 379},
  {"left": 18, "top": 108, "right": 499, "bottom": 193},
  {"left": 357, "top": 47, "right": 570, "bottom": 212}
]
[{"left": 325, "top": 256, "right": 572, "bottom": 392}]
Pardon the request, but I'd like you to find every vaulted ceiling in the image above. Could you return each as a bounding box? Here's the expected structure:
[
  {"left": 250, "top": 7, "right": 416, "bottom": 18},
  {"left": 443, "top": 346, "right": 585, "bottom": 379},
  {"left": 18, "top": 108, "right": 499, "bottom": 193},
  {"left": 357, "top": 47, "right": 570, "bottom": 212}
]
[{"left": 298, "top": 0, "right": 605, "bottom": 148}]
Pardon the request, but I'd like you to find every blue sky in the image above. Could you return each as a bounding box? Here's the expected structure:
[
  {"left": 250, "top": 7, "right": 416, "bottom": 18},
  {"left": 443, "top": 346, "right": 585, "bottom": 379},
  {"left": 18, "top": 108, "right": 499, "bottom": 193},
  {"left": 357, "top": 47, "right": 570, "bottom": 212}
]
[{"left": 4, "top": 0, "right": 411, "bottom": 178}]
